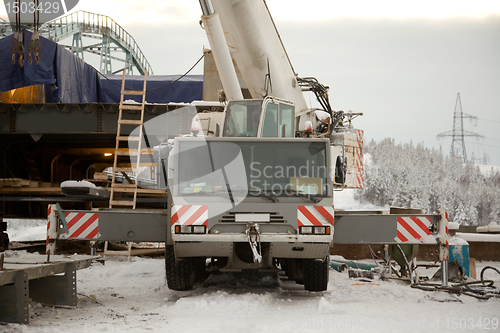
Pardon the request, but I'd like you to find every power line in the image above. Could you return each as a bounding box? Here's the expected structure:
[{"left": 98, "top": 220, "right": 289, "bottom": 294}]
[
  {"left": 465, "top": 141, "right": 500, "bottom": 149},
  {"left": 93, "top": 54, "right": 205, "bottom": 92},
  {"left": 477, "top": 117, "right": 500, "bottom": 123}
]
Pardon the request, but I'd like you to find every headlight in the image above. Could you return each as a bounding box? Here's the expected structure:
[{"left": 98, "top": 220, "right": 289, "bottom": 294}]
[
  {"left": 180, "top": 225, "right": 192, "bottom": 233},
  {"left": 175, "top": 225, "right": 207, "bottom": 234},
  {"left": 300, "top": 226, "right": 330, "bottom": 235},
  {"left": 300, "top": 226, "right": 313, "bottom": 234},
  {"left": 192, "top": 225, "right": 206, "bottom": 234},
  {"left": 314, "top": 227, "right": 326, "bottom": 234}
]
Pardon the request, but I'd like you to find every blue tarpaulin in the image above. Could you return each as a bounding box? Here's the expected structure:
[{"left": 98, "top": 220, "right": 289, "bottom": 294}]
[
  {"left": 0, "top": 30, "right": 203, "bottom": 104},
  {"left": 98, "top": 74, "right": 203, "bottom": 104},
  {"left": 0, "top": 30, "right": 100, "bottom": 102}
]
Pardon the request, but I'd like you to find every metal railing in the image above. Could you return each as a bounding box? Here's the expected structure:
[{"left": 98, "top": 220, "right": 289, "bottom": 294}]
[{"left": 0, "top": 11, "right": 153, "bottom": 75}]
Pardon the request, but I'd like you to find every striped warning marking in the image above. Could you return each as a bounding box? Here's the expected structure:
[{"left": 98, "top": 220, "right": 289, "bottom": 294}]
[
  {"left": 46, "top": 205, "right": 52, "bottom": 254},
  {"left": 356, "top": 173, "right": 364, "bottom": 189},
  {"left": 355, "top": 148, "right": 364, "bottom": 172},
  {"left": 355, "top": 130, "right": 364, "bottom": 184},
  {"left": 171, "top": 205, "right": 208, "bottom": 226},
  {"left": 356, "top": 129, "right": 364, "bottom": 149},
  {"left": 395, "top": 216, "right": 434, "bottom": 243},
  {"left": 297, "top": 206, "right": 334, "bottom": 228},
  {"left": 64, "top": 212, "right": 99, "bottom": 239}
]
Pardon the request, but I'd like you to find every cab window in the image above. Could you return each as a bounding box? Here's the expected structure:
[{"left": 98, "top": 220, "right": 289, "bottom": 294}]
[
  {"left": 223, "top": 100, "right": 262, "bottom": 137},
  {"left": 279, "top": 104, "right": 294, "bottom": 137},
  {"left": 262, "top": 102, "right": 294, "bottom": 137},
  {"left": 262, "top": 103, "right": 278, "bottom": 137}
]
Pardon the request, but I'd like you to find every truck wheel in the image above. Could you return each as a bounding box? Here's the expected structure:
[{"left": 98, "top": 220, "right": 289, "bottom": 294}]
[
  {"left": 303, "top": 256, "right": 330, "bottom": 292},
  {"left": 165, "top": 245, "right": 195, "bottom": 291}
]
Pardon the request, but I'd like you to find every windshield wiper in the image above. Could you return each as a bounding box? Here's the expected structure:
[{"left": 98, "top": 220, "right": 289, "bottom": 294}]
[
  {"left": 181, "top": 191, "right": 209, "bottom": 196},
  {"left": 181, "top": 191, "right": 226, "bottom": 197},
  {"left": 248, "top": 189, "right": 278, "bottom": 203},
  {"left": 287, "top": 189, "right": 320, "bottom": 203}
]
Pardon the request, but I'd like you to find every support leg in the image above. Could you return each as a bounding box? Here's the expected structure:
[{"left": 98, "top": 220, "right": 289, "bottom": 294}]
[
  {"left": 0, "top": 271, "right": 29, "bottom": 324},
  {"left": 29, "top": 262, "right": 77, "bottom": 307},
  {"left": 441, "top": 260, "right": 448, "bottom": 287}
]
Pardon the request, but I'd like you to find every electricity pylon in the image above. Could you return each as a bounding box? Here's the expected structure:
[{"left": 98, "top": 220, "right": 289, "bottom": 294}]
[{"left": 437, "top": 93, "right": 483, "bottom": 163}]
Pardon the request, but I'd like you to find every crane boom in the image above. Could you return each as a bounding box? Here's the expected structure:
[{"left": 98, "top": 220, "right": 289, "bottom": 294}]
[
  {"left": 199, "top": 0, "right": 243, "bottom": 101},
  {"left": 206, "top": 0, "right": 308, "bottom": 113}
]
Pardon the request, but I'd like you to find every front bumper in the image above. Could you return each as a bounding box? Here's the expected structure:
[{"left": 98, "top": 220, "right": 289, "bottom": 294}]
[{"left": 173, "top": 233, "right": 332, "bottom": 259}]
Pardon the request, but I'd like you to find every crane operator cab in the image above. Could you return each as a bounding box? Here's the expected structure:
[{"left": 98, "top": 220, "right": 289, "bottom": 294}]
[{"left": 222, "top": 97, "right": 295, "bottom": 138}]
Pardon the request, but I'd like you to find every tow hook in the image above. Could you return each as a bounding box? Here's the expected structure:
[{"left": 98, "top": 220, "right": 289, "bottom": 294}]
[{"left": 245, "top": 223, "right": 262, "bottom": 264}]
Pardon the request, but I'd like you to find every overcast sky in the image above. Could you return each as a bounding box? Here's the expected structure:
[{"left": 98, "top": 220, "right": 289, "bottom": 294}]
[{"left": 2, "top": 1, "right": 500, "bottom": 166}]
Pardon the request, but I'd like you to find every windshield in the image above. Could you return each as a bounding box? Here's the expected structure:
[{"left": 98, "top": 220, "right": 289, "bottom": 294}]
[
  {"left": 223, "top": 100, "right": 263, "bottom": 137},
  {"left": 176, "top": 140, "right": 329, "bottom": 198}
]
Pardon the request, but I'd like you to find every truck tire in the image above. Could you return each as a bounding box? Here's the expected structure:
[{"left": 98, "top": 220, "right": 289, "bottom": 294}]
[
  {"left": 165, "top": 245, "right": 195, "bottom": 291},
  {"left": 303, "top": 256, "right": 330, "bottom": 292}
]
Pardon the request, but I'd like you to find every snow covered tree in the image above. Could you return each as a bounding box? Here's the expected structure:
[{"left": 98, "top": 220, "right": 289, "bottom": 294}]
[{"left": 360, "top": 138, "right": 500, "bottom": 226}]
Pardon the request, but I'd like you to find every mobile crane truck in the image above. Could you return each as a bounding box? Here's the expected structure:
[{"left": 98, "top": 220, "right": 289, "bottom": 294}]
[{"left": 47, "top": 0, "right": 450, "bottom": 292}]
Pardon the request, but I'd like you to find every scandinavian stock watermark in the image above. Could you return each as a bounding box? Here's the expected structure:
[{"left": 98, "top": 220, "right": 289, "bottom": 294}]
[
  {"left": 4, "top": 0, "right": 79, "bottom": 25},
  {"left": 248, "top": 161, "right": 331, "bottom": 195},
  {"left": 290, "top": 317, "right": 499, "bottom": 331}
]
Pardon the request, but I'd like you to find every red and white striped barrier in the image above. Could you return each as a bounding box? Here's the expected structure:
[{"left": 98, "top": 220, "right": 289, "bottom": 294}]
[
  {"left": 63, "top": 212, "right": 99, "bottom": 239},
  {"left": 171, "top": 205, "right": 208, "bottom": 226},
  {"left": 356, "top": 129, "right": 364, "bottom": 149},
  {"left": 297, "top": 206, "right": 334, "bottom": 228},
  {"left": 47, "top": 205, "right": 100, "bottom": 247},
  {"left": 356, "top": 173, "right": 364, "bottom": 189},
  {"left": 438, "top": 209, "right": 450, "bottom": 261},
  {"left": 46, "top": 205, "right": 56, "bottom": 255},
  {"left": 354, "top": 147, "right": 364, "bottom": 172},
  {"left": 395, "top": 216, "right": 435, "bottom": 244},
  {"left": 355, "top": 130, "right": 364, "bottom": 188}
]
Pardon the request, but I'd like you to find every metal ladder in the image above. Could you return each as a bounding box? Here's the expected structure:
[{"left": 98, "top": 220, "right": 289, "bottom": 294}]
[{"left": 104, "top": 69, "right": 147, "bottom": 260}]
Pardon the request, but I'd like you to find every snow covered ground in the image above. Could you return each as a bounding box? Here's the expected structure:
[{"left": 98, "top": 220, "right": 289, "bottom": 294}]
[
  {"left": 1, "top": 254, "right": 499, "bottom": 333},
  {"left": 3, "top": 196, "right": 499, "bottom": 332},
  {"left": 334, "top": 188, "right": 387, "bottom": 211},
  {"left": 6, "top": 219, "right": 47, "bottom": 242}
]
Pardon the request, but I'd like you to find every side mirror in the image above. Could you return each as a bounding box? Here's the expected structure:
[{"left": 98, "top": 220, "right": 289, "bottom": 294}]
[{"left": 335, "top": 155, "right": 347, "bottom": 184}]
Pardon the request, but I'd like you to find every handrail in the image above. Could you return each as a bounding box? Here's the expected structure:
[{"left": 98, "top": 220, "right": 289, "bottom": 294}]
[{"left": 0, "top": 11, "right": 153, "bottom": 75}]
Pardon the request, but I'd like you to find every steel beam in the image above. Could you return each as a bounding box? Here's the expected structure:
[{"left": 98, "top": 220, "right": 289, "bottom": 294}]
[
  {"left": 0, "top": 271, "right": 29, "bottom": 324},
  {"left": 56, "top": 209, "right": 169, "bottom": 242},
  {"left": 334, "top": 214, "right": 440, "bottom": 244},
  {"left": 0, "top": 103, "right": 172, "bottom": 135},
  {"left": 0, "top": 255, "right": 96, "bottom": 324}
]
